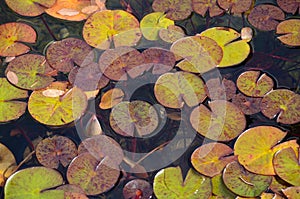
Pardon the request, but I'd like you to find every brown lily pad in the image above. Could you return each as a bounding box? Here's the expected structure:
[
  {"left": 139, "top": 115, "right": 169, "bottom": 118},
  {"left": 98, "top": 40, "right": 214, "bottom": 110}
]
[
  {"left": 159, "top": 25, "right": 185, "bottom": 43},
  {"left": 205, "top": 78, "right": 236, "bottom": 100},
  {"left": 247, "top": 4, "right": 285, "bottom": 31},
  {"left": 99, "top": 88, "right": 125, "bottom": 110},
  {"left": 0, "top": 143, "right": 17, "bottom": 187},
  {"left": 56, "top": 184, "right": 88, "bottom": 199},
  {"left": 217, "top": 0, "right": 252, "bottom": 14},
  {"left": 192, "top": 0, "right": 224, "bottom": 17},
  {"left": 276, "top": 19, "right": 300, "bottom": 47},
  {"left": 152, "top": 0, "right": 193, "bottom": 20},
  {"left": 123, "top": 179, "right": 153, "bottom": 199},
  {"left": 282, "top": 186, "right": 300, "bottom": 199},
  {"left": 277, "top": 0, "right": 300, "bottom": 14},
  {"left": 232, "top": 93, "right": 262, "bottom": 115}
]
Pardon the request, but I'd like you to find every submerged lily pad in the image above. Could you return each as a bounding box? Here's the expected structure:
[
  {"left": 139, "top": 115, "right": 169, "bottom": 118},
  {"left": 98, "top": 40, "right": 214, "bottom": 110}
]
[
  {"left": 153, "top": 167, "right": 212, "bottom": 199},
  {"left": 192, "top": 0, "right": 224, "bottom": 17},
  {"left": 0, "top": 22, "right": 36, "bottom": 57},
  {"left": 0, "top": 143, "right": 16, "bottom": 187},
  {"left": 83, "top": 10, "right": 142, "bottom": 49},
  {"left": 152, "top": 0, "right": 193, "bottom": 20},
  {"left": 5, "top": 0, "right": 55, "bottom": 16},
  {"left": 123, "top": 179, "right": 153, "bottom": 199},
  {"left": 190, "top": 100, "right": 246, "bottom": 141},
  {"left": 5, "top": 54, "right": 55, "bottom": 90},
  {"left": 217, "top": 0, "right": 252, "bottom": 14},
  {"left": 223, "top": 161, "right": 272, "bottom": 197},
  {"left": 260, "top": 89, "right": 300, "bottom": 124},
  {"left": 4, "top": 167, "right": 64, "bottom": 199},
  {"left": 276, "top": 19, "right": 300, "bottom": 47},
  {"left": 0, "top": 78, "right": 28, "bottom": 123}
]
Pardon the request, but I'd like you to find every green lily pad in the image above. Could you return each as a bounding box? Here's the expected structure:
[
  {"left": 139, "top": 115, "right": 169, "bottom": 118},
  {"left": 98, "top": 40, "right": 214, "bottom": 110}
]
[
  {"left": 0, "top": 78, "right": 28, "bottom": 123},
  {"left": 234, "top": 126, "right": 299, "bottom": 175},
  {"left": 191, "top": 142, "right": 237, "bottom": 177},
  {"left": 36, "top": 136, "right": 78, "bottom": 169},
  {"left": 5, "top": 54, "right": 55, "bottom": 90},
  {"left": 67, "top": 153, "right": 120, "bottom": 195},
  {"left": 5, "top": 0, "right": 55, "bottom": 16},
  {"left": 212, "top": 174, "right": 236, "bottom": 199},
  {"left": 123, "top": 179, "right": 153, "bottom": 199},
  {"left": 28, "top": 82, "right": 88, "bottom": 126},
  {"left": 4, "top": 167, "right": 64, "bottom": 199},
  {"left": 153, "top": 167, "right": 212, "bottom": 199},
  {"left": 282, "top": 186, "right": 300, "bottom": 199},
  {"left": 154, "top": 71, "right": 207, "bottom": 108},
  {"left": 223, "top": 161, "right": 272, "bottom": 197},
  {"left": 273, "top": 147, "right": 300, "bottom": 186},
  {"left": 236, "top": 71, "right": 274, "bottom": 97},
  {"left": 190, "top": 100, "right": 246, "bottom": 141},
  {"left": 192, "top": 0, "right": 224, "bottom": 17},
  {"left": 152, "top": 0, "right": 193, "bottom": 20},
  {"left": 260, "top": 89, "right": 300, "bottom": 124},
  {"left": 110, "top": 101, "right": 159, "bottom": 137},
  {"left": 269, "top": 176, "right": 290, "bottom": 195}
]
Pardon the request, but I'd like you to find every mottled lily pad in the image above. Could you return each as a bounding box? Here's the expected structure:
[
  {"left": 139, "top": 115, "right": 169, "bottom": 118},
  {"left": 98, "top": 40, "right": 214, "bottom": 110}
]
[
  {"left": 276, "top": 19, "right": 300, "bottom": 47},
  {"left": 153, "top": 167, "right": 212, "bottom": 199},
  {"left": 0, "top": 143, "right": 16, "bottom": 187},
  {"left": 247, "top": 4, "right": 285, "bottom": 31},
  {"left": 110, "top": 101, "right": 159, "bottom": 137},
  {"left": 0, "top": 78, "right": 28, "bottom": 123},
  {"left": 170, "top": 36, "right": 222, "bottom": 73},
  {"left": 232, "top": 93, "right": 262, "bottom": 115},
  {"left": 28, "top": 82, "right": 88, "bottom": 126},
  {"left": 46, "top": 38, "right": 92, "bottom": 73},
  {"left": 190, "top": 100, "right": 246, "bottom": 141},
  {"left": 36, "top": 136, "right": 78, "bottom": 169},
  {"left": 269, "top": 176, "right": 290, "bottom": 195},
  {"left": 223, "top": 161, "right": 272, "bottom": 197},
  {"left": 67, "top": 153, "right": 120, "bottom": 195},
  {"left": 154, "top": 71, "right": 207, "bottom": 108},
  {"left": 83, "top": 10, "right": 142, "bottom": 49},
  {"left": 192, "top": 0, "right": 224, "bottom": 17},
  {"left": 99, "top": 88, "right": 125, "bottom": 109},
  {"left": 191, "top": 142, "right": 237, "bottom": 177},
  {"left": 212, "top": 174, "right": 236, "bottom": 199},
  {"left": 123, "top": 179, "right": 153, "bottom": 199},
  {"left": 140, "top": 12, "right": 174, "bottom": 41},
  {"left": 0, "top": 22, "right": 36, "bottom": 57},
  {"left": 260, "top": 89, "right": 300, "bottom": 124},
  {"left": 205, "top": 78, "right": 236, "bottom": 100},
  {"left": 277, "top": 0, "right": 300, "bottom": 14},
  {"left": 217, "top": 0, "right": 252, "bottom": 14},
  {"left": 4, "top": 167, "right": 64, "bottom": 199},
  {"left": 234, "top": 126, "right": 299, "bottom": 175},
  {"left": 5, "top": 0, "right": 55, "bottom": 16},
  {"left": 152, "top": 0, "right": 193, "bottom": 20},
  {"left": 159, "top": 25, "right": 185, "bottom": 43},
  {"left": 236, "top": 71, "right": 274, "bottom": 97},
  {"left": 282, "top": 186, "right": 300, "bottom": 199},
  {"left": 273, "top": 147, "right": 300, "bottom": 186},
  {"left": 56, "top": 184, "right": 88, "bottom": 199},
  {"left": 5, "top": 54, "right": 55, "bottom": 90}
]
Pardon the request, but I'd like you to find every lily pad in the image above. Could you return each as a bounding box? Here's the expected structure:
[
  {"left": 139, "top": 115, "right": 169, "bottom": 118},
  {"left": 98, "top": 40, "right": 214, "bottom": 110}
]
[
  {"left": 36, "top": 136, "right": 78, "bottom": 169},
  {"left": 109, "top": 101, "right": 159, "bottom": 137},
  {"left": 269, "top": 176, "right": 290, "bottom": 195},
  {"left": 140, "top": 12, "right": 174, "bottom": 41},
  {"left": 222, "top": 161, "right": 272, "bottom": 197},
  {"left": 152, "top": 0, "right": 193, "bottom": 20},
  {"left": 83, "top": 10, "right": 142, "bottom": 49},
  {"left": 28, "top": 82, "right": 88, "bottom": 126},
  {"left": 211, "top": 174, "right": 236, "bottom": 199},
  {"left": 232, "top": 93, "right": 262, "bottom": 115},
  {"left": 277, "top": 0, "right": 300, "bottom": 14},
  {"left": 282, "top": 186, "right": 300, "bottom": 199},
  {"left": 0, "top": 143, "right": 16, "bottom": 187},
  {"left": 236, "top": 71, "right": 274, "bottom": 97},
  {"left": 0, "top": 78, "right": 28, "bottom": 123},
  {"left": 56, "top": 184, "right": 88, "bottom": 199},
  {"left": 190, "top": 100, "right": 246, "bottom": 141},
  {"left": 0, "top": 22, "right": 36, "bottom": 57},
  {"left": 123, "top": 179, "right": 153, "bottom": 199},
  {"left": 5, "top": 54, "right": 55, "bottom": 90},
  {"left": 273, "top": 147, "right": 300, "bottom": 186},
  {"left": 154, "top": 71, "right": 207, "bottom": 108},
  {"left": 217, "top": 0, "right": 252, "bottom": 14},
  {"left": 276, "top": 19, "right": 300, "bottom": 47},
  {"left": 153, "top": 167, "right": 212, "bottom": 199},
  {"left": 234, "top": 126, "right": 299, "bottom": 175},
  {"left": 260, "top": 89, "right": 300, "bottom": 124},
  {"left": 67, "top": 153, "right": 120, "bottom": 195},
  {"left": 200, "top": 27, "right": 251, "bottom": 67},
  {"left": 5, "top": 0, "right": 55, "bottom": 16},
  {"left": 4, "top": 167, "right": 64, "bottom": 199},
  {"left": 247, "top": 4, "right": 285, "bottom": 31},
  {"left": 205, "top": 78, "right": 236, "bottom": 100},
  {"left": 170, "top": 36, "right": 223, "bottom": 73},
  {"left": 46, "top": 38, "right": 92, "bottom": 73},
  {"left": 99, "top": 88, "right": 125, "bottom": 109},
  {"left": 191, "top": 142, "right": 237, "bottom": 177},
  {"left": 192, "top": 0, "right": 224, "bottom": 17},
  {"left": 159, "top": 25, "right": 185, "bottom": 43}
]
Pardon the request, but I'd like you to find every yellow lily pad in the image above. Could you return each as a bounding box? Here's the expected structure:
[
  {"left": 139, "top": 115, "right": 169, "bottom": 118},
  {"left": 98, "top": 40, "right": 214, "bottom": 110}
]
[
  {"left": 276, "top": 19, "right": 300, "bottom": 47},
  {"left": 5, "top": 0, "right": 55, "bottom": 16}
]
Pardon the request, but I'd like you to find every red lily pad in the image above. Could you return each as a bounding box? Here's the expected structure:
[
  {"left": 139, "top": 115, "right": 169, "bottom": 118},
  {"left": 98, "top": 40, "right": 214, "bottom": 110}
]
[
  {"left": 232, "top": 93, "right": 262, "bottom": 115},
  {"left": 191, "top": 142, "right": 237, "bottom": 177},
  {"left": 236, "top": 71, "right": 274, "bottom": 97},
  {"left": 190, "top": 100, "right": 246, "bottom": 141},
  {"left": 217, "top": 0, "right": 252, "bottom": 14},
  {"left": 98, "top": 46, "right": 145, "bottom": 81},
  {"left": 110, "top": 101, "right": 159, "bottom": 137},
  {"left": 205, "top": 78, "right": 236, "bottom": 100},
  {"left": 56, "top": 184, "right": 88, "bottom": 199},
  {"left": 159, "top": 25, "right": 185, "bottom": 43},
  {"left": 83, "top": 10, "right": 142, "bottom": 49},
  {"left": 211, "top": 174, "right": 236, "bottom": 199},
  {"left": 99, "top": 88, "right": 125, "bottom": 110},
  {"left": 154, "top": 71, "right": 207, "bottom": 108},
  {"left": 247, "top": 4, "right": 285, "bottom": 31},
  {"left": 5, "top": 54, "right": 55, "bottom": 90},
  {"left": 0, "top": 22, "right": 36, "bottom": 57},
  {"left": 5, "top": 0, "right": 55, "bottom": 17},
  {"left": 282, "top": 186, "right": 300, "bottom": 199},
  {"left": 260, "top": 89, "right": 300, "bottom": 124},
  {"left": 223, "top": 161, "right": 272, "bottom": 197},
  {"left": 273, "top": 147, "right": 300, "bottom": 186},
  {"left": 123, "top": 179, "right": 153, "bottom": 199},
  {"left": 46, "top": 38, "right": 92, "bottom": 73},
  {"left": 67, "top": 153, "right": 120, "bottom": 195},
  {"left": 277, "top": 0, "right": 300, "bottom": 14},
  {"left": 152, "top": 0, "right": 193, "bottom": 20},
  {"left": 192, "top": 0, "right": 224, "bottom": 17},
  {"left": 276, "top": 19, "right": 300, "bottom": 47},
  {"left": 36, "top": 136, "right": 78, "bottom": 169}
]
